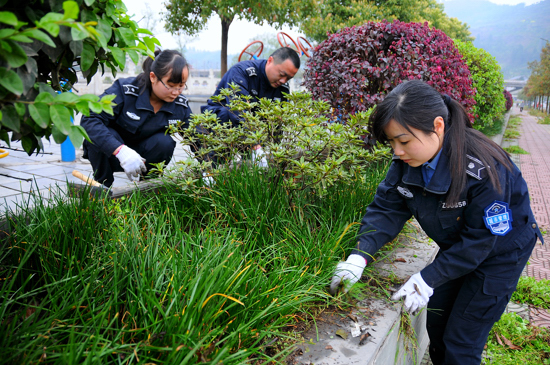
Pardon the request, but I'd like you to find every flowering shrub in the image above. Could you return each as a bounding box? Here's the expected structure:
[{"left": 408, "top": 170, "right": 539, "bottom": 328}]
[
  {"left": 454, "top": 40, "right": 506, "bottom": 131},
  {"left": 503, "top": 90, "right": 514, "bottom": 111},
  {"left": 303, "top": 20, "right": 476, "bottom": 122}
]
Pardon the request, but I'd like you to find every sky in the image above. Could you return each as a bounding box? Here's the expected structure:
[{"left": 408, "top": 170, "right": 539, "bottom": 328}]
[{"left": 125, "top": 0, "right": 543, "bottom": 54}]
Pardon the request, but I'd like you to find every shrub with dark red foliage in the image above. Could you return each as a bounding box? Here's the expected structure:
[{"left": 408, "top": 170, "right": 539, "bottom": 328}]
[
  {"left": 303, "top": 20, "right": 476, "bottom": 121},
  {"left": 503, "top": 90, "right": 513, "bottom": 111}
]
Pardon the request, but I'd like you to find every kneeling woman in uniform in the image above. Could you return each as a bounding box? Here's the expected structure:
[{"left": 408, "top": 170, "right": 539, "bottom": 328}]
[
  {"left": 330, "top": 80, "right": 543, "bottom": 365},
  {"left": 81, "top": 49, "right": 191, "bottom": 187}
]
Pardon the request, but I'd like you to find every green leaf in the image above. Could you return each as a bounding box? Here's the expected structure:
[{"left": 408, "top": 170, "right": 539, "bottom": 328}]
[
  {"left": 21, "top": 28, "right": 55, "bottom": 47},
  {"left": 89, "top": 101, "right": 103, "bottom": 114},
  {"left": 68, "top": 125, "right": 89, "bottom": 147},
  {"left": 8, "top": 34, "right": 33, "bottom": 43},
  {"left": 38, "top": 13, "right": 63, "bottom": 37},
  {"left": 0, "top": 128, "right": 9, "bottom": 146},
  {"left": 137, "top": 28, "right": 153, "bottom": 35},
  {"left": 55, "top": 91, "right": 79, "bottom": 104},
  {"left": 127, "top": 49, "right": 139, "bottom": 65},
  {"left": 49, "top": 104, "right": 72, "bottom": 134},
  {"left": 76, "top": 100, "right": 90, "bottom": 116},
  {"left": 0, "top": 11, "right": 18, "bottom": 26},
  {"left": 15, "top": 102, "right": 25, "bottom": 117},
  {"left": 80, "top": 42, "right": 95, "bottom": 72},
  {"left": 62, "top": 1, "right": 79, "bottom": 20},
  {"left": 0, "top": 67, "right": 24, "bottom": 95},
  {"left": 28, "top": 103, "right": 50, "bottom": 128},
  {"left": 97, "top": 18, "right": 112, "bottom": 43},
  {"left": 0, "top": 29, "right": 16, "bottom": 38},
  {"left": 70, "top": 24, "right": 89, "bottom": 41},
  {"left": 84, "top": 0, "right": 95, "bottom": 6},
  {"left": 2, "top": 40, "right": 27, "bottom": 68},
  {"left": 1, "top": 105, "right": 20, "bottom": 132},
  {"left": 108, "top": 46, "right": 125, "bottom": 69},
  {"left": 79, "top": 94, "right": 100, "bottom": 102},
  {"left": 35, "top": 91, "right": 55, "bottom": 103},
  {"left": 116, "top": 27, "right": 135, "bottom": 46},
  {"left": 51, "top": 125, "right": 67, "bottom": 144},
  {"left": 21, "top": 135, "right": 36, "bottom": 155}
]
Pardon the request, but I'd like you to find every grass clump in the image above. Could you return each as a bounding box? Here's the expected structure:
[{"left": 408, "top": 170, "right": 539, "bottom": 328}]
[
  {"left": 511, "top": 276, "right": 550, "bottom": 309},
  {"left": 503, "top": 145, "right": 529, "bottom": 154},
  {"left": 0, "top": 161, "right": 391, "bottom": 364},
  {"left": 484, "top": 313, "right": 550, "bottom": 365}
]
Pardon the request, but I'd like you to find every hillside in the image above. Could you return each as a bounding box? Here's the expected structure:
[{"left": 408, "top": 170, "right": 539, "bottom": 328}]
[{"left": 442, "top": 0, "right": 550, "bottom": 78}]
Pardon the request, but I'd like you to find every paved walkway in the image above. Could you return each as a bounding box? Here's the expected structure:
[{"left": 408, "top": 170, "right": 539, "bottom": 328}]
[{"left": 0, "top": 137, "right": 193, "bottom": 213}]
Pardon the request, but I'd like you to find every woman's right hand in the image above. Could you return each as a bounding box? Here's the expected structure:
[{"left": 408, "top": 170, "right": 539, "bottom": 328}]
[
  {"left": 329, "top": 254, "right": 367, "bottom": 295},
  {"left": 115, "top": 145, "right": 147, "bottom": 179}
]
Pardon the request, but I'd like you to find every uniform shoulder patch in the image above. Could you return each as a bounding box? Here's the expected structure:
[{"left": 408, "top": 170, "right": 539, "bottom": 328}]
[
  {"left": 466, "top": 154, "right": 486, "bottom": 180},
  {"left": 175, "top": 94, "right": 189, "bottom": 108},
  {"left": 245, "top": 67, "right": 257, "bottom": 77},
  {"left": 123, "top": 84, "right": 139, "bottom": 97}
]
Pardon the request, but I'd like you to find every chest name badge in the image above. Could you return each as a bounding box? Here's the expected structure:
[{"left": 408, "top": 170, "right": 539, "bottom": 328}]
[
  {"left": 168, "top": 119, "right": 181, "bottom": 125},
  {"left": 484, "top": 200, "right": 513, "bottom": 236},
  {"left": 397, "top": 186, "right": 413, "bottom": 199},
  {"left": 126, "top": 111, "right": 140, "bottom": 120}
]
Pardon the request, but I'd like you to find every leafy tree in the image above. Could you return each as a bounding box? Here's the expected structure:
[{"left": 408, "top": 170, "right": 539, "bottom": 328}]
[
  {"left": 299, "top": 0, "right": 473, "bottom": 43},
  {"left": 454, "top": 40, "right": 506, "bottom": 131},
  {"left": 0, "top": 0, "right": 158, "bottom": 154},
  {"left": 303, "top": 20, "right": 476, "bottom": 126},
  {"left": 163, "top": 0, "right": 315, "bottom": 76},
  {"left": 526, "top": 41, "right": 550, "bottom": 114}
]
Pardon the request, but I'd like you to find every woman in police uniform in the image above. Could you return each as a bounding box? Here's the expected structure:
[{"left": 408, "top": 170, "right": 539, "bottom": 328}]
[
  {"left": 81, "top": 49, "right": 191, "bottom": 187},
  {"left": 330, "top": 80, "right": 543, "bottom": 365}
]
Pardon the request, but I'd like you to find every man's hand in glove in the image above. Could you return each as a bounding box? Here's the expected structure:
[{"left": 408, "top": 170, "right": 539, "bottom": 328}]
[
  {"left": 115, "top": 145, "right": 147, "bottom": 180},
  {"left": 252, "top": 145, "right": 268, "bottom": 168},
  {"left": 329, "top": 254, "right": 367, "bottom": 295},
  {"left": 391, "top": 272, "right": 433, "bottom": 315}
]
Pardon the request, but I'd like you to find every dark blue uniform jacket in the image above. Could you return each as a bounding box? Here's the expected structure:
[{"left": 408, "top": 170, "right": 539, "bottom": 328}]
[
  {"left": 352, "top": 142, "right": 543, "bottom": 289},
  {"left": 200, "top": 59, "right": 290, "bottom": 126},
  {"left": 81, "top": 77, "right": 191, "bottom": 154}
]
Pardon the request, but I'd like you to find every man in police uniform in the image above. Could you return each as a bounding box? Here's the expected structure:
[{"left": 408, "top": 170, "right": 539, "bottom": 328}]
[{"left": 199, "top": 47, "right": 300, "bottom": 165}]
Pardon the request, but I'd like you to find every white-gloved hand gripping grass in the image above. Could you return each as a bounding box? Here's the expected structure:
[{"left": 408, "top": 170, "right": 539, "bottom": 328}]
[
  {"left": 252, "top": 146, "right": 268, "bottom": 168},
  {"left": 116, "top": 145, "right": 147, "bottom": 180},
  {"left": 391, "top": 272, "right": 434, "bottom": 314},
  {"left": 329, "top": 254, "right": 367, "bottom": 295}
]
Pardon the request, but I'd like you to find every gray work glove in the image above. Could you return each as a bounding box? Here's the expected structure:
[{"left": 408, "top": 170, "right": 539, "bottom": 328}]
[
  {"left": 115, "top": 145, "right": 147, "bottom": 180},
  {"left": 329, "top": 254, "right": 367, "bottom": 295},
  {"left": 391, "top": 272, "right": 434, "bottom": 315}
]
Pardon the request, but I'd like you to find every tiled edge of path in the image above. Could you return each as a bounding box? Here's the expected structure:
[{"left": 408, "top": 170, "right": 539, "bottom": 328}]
[{"left": 515, "top": 109, "right": 550, "bottom": 327}]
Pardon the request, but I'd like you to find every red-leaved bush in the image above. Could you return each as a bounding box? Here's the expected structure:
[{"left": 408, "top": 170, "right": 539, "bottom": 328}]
[
  {"left": 503, "top": 90, "right": 513, "bottom": 111},
  {"left": 303, "top": 20, "right": 476, "bottom": 121}
]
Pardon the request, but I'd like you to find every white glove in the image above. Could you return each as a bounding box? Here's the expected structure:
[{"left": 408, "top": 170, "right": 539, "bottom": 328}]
[
  {"left": 202, "top": 171, "right": 215, "bottom": 187},
  {"left": 252, "top": 146, "right": 268, "bottom": 168},
  {"left": 391, "top": 272, "right": 434, "bottom": 315},
  {"left": 115, "top": 145, "right": 147, "bottom": 180},
  {"left": 329, "top": 254, "right": 367, "bottom": 295}
]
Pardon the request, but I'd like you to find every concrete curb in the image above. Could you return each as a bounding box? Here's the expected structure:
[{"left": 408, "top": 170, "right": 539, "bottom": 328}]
[{"left": 293, "top": 223, "right": 438, "bottom": 365}]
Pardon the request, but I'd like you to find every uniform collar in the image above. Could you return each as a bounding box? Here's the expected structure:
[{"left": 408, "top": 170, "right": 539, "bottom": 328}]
[
  {"left": 135, "top": 87, "right": 176, "bottom": 114},
  {"left": 401, "top": 140, "right": 452, "bottom": 194}
]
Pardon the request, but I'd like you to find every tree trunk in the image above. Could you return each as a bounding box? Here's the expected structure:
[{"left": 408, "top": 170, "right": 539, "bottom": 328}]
[{"left": 220, "top": 16, "right": 233, "bottom": 77}]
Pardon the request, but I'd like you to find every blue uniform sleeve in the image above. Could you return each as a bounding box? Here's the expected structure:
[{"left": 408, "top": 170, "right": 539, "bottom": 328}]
[
  {"left": 351, "top": 162, "right": 413, "bottom": 262},
  {"left": 80, "top": 80, "right": 125, "bottom": 155},
  {"left": 420, "top": 164, "right": 512, "bottom": 288}
]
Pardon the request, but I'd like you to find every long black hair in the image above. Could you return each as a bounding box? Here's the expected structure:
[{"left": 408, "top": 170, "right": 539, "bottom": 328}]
[
  {"left": 370, "top": 80, "right": 512, "bottom": 205},
  {"left": 136, "top": 49, "right": 188, "bottom": 93}
]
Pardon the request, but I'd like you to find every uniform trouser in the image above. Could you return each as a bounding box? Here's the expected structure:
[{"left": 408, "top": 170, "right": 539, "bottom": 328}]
[
  {"left": 84, "top": 128, "right": 176, "bottom": 187},
  {"left": 427, "top": 233, "right": 537, "bottom": 365}
]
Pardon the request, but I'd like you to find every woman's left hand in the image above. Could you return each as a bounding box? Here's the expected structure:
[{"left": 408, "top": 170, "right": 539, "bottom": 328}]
[{"left": 391, "top": 272, "right": 434, "bottom": 315}]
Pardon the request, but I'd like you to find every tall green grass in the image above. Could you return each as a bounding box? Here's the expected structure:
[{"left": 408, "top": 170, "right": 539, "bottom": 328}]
[{"left": 0, "top": 161, "right": 389, "bottom": 364}]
